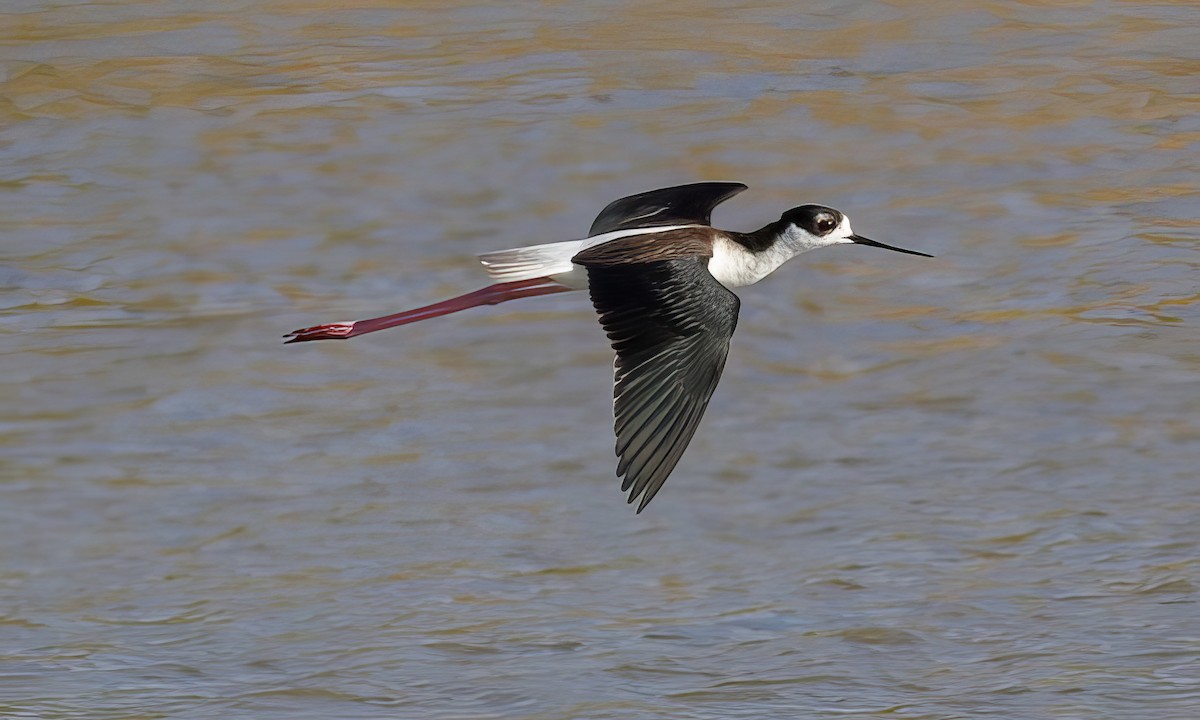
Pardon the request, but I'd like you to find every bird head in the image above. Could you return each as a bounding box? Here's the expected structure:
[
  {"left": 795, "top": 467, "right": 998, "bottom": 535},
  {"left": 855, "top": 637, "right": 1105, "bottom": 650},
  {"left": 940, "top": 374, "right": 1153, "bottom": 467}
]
[{"left": 778, "top": 205, "right": 933, "bottom": 257}]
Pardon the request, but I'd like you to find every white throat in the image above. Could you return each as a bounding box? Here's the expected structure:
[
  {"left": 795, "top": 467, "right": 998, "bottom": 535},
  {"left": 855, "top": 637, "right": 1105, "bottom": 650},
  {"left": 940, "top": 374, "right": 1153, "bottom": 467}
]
[{"left": 708, "top": 216, "right": 855, "bottom": 288}]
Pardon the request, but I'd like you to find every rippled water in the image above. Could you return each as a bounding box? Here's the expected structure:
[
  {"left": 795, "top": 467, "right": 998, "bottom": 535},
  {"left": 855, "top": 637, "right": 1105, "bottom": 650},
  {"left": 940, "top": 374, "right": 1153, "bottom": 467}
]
[{"left": 2, "top": 1, "right": 1198, "bottom": 718}]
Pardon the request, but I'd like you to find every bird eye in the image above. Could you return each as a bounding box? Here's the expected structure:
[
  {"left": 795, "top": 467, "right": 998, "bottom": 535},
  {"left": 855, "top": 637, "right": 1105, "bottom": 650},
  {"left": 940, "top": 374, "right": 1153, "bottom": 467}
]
[{"left": 816, "top": 215, "right": 837, "bottom": 234}]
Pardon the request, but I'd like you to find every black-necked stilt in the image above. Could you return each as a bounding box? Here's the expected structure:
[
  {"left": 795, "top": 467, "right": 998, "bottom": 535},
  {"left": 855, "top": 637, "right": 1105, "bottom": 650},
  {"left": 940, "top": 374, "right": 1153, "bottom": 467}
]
[{"left": 286, "top": 183, "right": 932, "bottom": 511}]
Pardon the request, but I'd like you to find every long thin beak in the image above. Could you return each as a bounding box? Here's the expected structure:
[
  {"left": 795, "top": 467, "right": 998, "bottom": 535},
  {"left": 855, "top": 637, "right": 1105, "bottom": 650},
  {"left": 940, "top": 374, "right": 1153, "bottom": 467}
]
[{"left": 849, "top": 234, "right": 933, "bottom": 258}]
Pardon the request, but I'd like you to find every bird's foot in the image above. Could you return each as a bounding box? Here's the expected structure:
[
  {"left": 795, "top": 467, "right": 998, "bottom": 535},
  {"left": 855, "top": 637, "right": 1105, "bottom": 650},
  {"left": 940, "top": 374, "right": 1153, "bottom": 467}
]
[{"left": 283, "top": 322, "right": 355, "bottom": 343}]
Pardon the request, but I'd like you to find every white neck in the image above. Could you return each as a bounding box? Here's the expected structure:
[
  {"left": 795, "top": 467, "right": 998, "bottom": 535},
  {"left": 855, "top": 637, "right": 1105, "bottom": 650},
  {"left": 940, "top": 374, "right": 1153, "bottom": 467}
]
[
  {"left": 706, "top": 237, "right": 797, "bottom": 288},
  {"left": 706, "top": 215, "right": 855, "bottom": 288}
]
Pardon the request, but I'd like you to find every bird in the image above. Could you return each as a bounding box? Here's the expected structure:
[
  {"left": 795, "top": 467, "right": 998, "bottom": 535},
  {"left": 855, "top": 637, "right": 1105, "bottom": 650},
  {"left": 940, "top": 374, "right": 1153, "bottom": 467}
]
[{"left": 285, "top": 182, "right": 932, "bottom": 511}]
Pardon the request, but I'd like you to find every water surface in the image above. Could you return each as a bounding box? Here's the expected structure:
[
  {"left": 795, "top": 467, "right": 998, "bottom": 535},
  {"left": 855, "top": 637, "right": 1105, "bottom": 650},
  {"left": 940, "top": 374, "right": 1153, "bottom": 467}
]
[{"left": 2, "top": 1, "right": 1198, "bottom": 718}]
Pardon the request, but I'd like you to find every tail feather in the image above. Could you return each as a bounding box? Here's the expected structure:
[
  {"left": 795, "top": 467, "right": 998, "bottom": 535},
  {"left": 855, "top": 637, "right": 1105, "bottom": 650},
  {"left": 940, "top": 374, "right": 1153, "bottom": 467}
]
[{"left": 478, "top": 239, "right": 582, "bottom": 283}]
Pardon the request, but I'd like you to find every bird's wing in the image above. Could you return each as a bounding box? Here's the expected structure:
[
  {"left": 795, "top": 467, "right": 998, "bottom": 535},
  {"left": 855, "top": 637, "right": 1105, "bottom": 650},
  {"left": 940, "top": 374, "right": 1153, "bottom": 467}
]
[
  {"left": 588, "top": 182, "right": 748, "bottom": 236},
  {"left": 572, "top": 254, "right": 741, "bottom": 512}
]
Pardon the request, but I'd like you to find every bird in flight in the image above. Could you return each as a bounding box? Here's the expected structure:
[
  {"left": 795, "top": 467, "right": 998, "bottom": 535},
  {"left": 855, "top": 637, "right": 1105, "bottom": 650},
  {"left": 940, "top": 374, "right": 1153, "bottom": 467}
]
[{"left": 286, "top": 183, "right": 932, "bottom": 511}]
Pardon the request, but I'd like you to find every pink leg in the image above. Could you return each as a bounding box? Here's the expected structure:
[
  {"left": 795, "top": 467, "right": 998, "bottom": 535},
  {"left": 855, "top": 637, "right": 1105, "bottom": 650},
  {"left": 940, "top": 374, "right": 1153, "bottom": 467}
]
[{"left": 283, "top": 277, "right": 574, "bottom": 343}]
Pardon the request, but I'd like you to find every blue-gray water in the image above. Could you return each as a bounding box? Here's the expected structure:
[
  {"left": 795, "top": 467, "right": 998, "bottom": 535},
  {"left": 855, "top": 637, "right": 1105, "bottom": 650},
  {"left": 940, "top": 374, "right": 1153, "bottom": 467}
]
[{"left": 2, "top": 1, "right": 1198, "bottom": 718}]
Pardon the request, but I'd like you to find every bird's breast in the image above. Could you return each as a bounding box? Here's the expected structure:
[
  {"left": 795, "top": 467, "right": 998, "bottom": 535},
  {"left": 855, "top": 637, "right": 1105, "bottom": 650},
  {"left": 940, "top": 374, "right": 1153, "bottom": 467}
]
[{"left": 707, "top": 237, "right": 794, "bottom": 288}]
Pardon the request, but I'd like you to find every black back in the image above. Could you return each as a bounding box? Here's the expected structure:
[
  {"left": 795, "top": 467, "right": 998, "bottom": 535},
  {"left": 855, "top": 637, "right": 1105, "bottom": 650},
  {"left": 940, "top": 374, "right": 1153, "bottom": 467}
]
[{"left": 588, "top": 182, "right": 748, "bottom": 237}]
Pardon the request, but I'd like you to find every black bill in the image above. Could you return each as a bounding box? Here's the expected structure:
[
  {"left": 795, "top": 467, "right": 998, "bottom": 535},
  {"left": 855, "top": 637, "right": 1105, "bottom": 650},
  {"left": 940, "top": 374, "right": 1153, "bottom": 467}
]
[{"left": 849, "top": 234, "right": 933, "bottom": 258}]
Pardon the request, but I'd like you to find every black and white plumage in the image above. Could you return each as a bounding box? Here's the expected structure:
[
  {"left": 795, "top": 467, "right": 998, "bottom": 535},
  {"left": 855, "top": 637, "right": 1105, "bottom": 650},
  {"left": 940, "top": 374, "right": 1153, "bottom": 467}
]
[
  {"left": 285, "top": 183, "right": 932, "bottom": 511},
  {"left": 580, "top": 258, "right": 740, "bottom": 511}
]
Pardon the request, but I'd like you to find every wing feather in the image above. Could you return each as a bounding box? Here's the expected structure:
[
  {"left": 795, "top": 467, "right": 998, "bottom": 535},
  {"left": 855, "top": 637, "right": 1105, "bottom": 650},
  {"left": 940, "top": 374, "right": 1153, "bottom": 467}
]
[
  {"left": 575, "top": 257, "right": 741, "bottom": 511},
  {"left": 588, "top": 182, "right": 748, "bottom": 236}
]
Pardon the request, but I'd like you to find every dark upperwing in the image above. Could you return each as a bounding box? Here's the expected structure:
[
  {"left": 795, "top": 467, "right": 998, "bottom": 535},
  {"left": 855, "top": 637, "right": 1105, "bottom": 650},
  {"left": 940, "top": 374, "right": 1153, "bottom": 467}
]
[{"left": 588, "top": 182, "right": 748, "bottom": 237}]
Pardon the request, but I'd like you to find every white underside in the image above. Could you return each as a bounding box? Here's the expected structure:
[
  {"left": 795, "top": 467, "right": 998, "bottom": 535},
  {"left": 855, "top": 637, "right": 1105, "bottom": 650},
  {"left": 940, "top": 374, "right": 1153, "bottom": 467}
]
[{"left": 477, "top": 224, "right": 699, "bottom": 290}]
